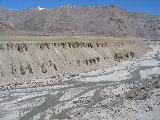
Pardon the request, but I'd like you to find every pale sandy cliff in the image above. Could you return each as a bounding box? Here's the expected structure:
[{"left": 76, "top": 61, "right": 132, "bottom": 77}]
[{"left": 0, "top": 39, "right": 149, "bottom": 86}]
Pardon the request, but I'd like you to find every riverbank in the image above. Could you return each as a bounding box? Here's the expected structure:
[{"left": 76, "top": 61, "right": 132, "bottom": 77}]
[
  {"left": 0, "top": 37, "right": 149, "bottom": 87},
  {"left": 0, "top": 39, "right": 159, "bottom": 120},
  {"left": 70, "top": 75, "right": 160, "bottom": 119}
]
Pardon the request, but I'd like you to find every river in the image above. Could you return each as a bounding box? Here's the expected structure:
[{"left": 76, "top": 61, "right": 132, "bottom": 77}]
[{"left": 0, "top": 44, "right": 160, "bottom": 120}]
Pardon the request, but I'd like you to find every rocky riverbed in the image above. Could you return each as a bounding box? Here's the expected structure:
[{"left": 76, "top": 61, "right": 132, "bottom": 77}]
[{"left": 0, "top": 41, "right": 160, "bottom": 120}]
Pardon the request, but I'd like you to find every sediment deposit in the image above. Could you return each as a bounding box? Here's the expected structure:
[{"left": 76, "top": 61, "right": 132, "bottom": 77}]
[{"left": 0, "top": 39, "right": 149, "bottom": 86}]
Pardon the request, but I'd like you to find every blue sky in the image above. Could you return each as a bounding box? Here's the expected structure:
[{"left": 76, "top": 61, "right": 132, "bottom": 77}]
[{"left": 0, "top": 0, "right": 159, "bottom": 15}]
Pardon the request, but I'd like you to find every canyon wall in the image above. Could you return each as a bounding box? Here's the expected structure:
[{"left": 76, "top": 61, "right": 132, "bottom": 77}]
[{"left": 0, "top": 40, "right": 149, "bottom": 86}]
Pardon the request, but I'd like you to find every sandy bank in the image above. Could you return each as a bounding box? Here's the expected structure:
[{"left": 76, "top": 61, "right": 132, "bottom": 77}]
[{"left": 0, "top": 38, "right": 149, "bottom": 86}]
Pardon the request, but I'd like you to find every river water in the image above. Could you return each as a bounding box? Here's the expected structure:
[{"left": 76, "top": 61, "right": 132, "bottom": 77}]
[{"left": 0, "top": 45, "right": 160, "bottom": 120}]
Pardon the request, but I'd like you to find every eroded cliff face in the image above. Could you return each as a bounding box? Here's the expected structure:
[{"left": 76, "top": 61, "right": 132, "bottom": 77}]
[{"left": 0, "top": 40, "right": 149, "bottom": 85}]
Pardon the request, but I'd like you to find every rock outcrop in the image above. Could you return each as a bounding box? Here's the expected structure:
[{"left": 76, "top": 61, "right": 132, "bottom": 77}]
[
  {"left": 0, "top": 40, "right": 149, "bottom": 85},
  {"left": 0, "top": 5, "right": 160, "bottom": 38}
]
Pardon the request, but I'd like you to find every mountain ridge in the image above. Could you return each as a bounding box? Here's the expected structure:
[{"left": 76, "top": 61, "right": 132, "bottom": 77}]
[{"left": 0, "top": 5, "right": 160, "bottom": 38}]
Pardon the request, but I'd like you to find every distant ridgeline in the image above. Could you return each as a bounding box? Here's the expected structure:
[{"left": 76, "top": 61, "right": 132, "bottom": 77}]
[{"left": 0, "top": 5, "right": 160, "bottom": 38}]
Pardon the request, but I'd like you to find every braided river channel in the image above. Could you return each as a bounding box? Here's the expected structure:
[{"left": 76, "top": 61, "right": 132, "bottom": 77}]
[{"left": 0, "top": 44, "right": 160, "bottom": 120}]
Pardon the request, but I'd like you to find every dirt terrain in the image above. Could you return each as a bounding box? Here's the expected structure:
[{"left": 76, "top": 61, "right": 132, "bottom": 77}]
[{"left": 0, "top": 36, "right": 150, "bottom": 86}]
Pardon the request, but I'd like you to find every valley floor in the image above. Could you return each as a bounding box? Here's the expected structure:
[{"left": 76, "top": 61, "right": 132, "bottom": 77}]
[{"left": 0, "top": 40, "right": 160, "bottom": 120}]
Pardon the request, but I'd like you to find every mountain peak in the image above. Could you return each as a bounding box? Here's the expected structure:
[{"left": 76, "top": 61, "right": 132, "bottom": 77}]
[
  {"left": 37, "top": 6, "right": 46, "bottom": 10},
  {"left": 60, "top": 5, "right": 75, "bottom": 8}
]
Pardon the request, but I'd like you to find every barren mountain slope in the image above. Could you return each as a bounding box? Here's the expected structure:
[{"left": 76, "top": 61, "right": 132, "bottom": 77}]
[{"left": 0, "top": 5, "right": 160, "bottom": 38}]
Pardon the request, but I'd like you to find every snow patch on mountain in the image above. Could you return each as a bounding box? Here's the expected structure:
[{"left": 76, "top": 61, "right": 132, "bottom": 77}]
[{"left": 37, "top": 6, "right": 46, "bottom": 10}]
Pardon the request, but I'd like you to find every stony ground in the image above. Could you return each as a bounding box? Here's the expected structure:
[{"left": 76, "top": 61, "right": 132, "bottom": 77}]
[{"left": 0, "top": 42, "right": 160, "bottom": 120}]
